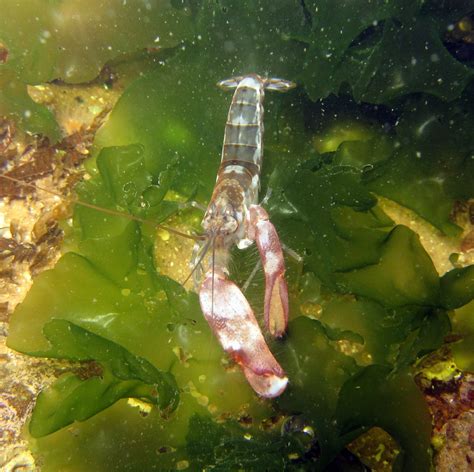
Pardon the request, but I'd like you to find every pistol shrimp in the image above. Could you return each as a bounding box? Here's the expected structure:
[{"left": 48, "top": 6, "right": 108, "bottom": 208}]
[{"left": 192, "top": 74, "right": 296, "bottom": 398}]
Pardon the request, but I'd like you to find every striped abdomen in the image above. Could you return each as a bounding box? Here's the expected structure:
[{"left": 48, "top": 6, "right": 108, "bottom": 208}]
[{"left": 216, "top": 75, "right": 265, "bottom": 206}]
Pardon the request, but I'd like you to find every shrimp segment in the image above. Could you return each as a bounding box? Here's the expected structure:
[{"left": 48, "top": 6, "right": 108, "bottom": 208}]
[{"left": 195, "top": 74, "right": 295, "bottom": 398}]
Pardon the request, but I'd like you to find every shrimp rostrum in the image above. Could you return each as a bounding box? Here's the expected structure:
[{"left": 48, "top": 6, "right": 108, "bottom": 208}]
[{"left": 193, "top": 74, "right": 295, "bottom": 398}]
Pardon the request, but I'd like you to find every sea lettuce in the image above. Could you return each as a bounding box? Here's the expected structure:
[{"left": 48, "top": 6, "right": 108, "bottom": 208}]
[
  {"left": 296, "top": 0, "right": 474, "bottom": 102},
  {"left": 336, "top": 366, "right": 433, "bottom": 471},
  {"left": 451, "top": 301, "right": 474, "bottom": 371},
  {"left": 29, "top": 319, "right": 179, "bottom": 438},
  {"left": 440, "top": 266, "right": 474, "bottom": 310},
  {"left": 0, "top": 68, "right": 60, "bottom": 141},
  {"left": 0, "top": 0, "right": 193, "bottom": 140},
  {"left": 362, "top": 90, "right": 474, "bottom": 236},
  {"left": 0, "top": 0, "right": 193, "bottom": 84},
  {"left": 3, "top": 0, "right": 474, "bottom": 470},
  {"left": 186, "top": 414, "right": 312, "bottom": 471}
]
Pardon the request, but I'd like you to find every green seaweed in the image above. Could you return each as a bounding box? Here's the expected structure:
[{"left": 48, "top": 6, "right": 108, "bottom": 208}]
[
  {"left": 0, "top": 0, "right": 193, "bottom": 84},
  {"left": 277, "top": 317, "right": 360, "bottom": 468},
  {"left": 186, "top": 414, "right": 312, "bottom": 471},
  {"left": 3, "top": 0, "right": 474, "bottom": 470},
  {"left": 0, "top": 0, "right": 193, "bottom": 138},
  {"left": 336, "top": 366, "right": 433, "bottom": 471},
  {"left": 296, "top": 0, "right": 474, "bottom": 102},
  {"left": 451, "top": 300, "right": 474, "bottom": 371},
  {"left": 29, "top": 319, "right": 179, "bottom": 437},
  {"left": 362, "top": 91, "right": 474, "bottom": 236},
  {"left": 0, "top": 68, "right": 61, "bottom": 140},
  {"left": 268, "top": 163, "right": 441, "bottom": 308},
  {"left": 440, "top": 266, "right": 474, "bottom": 310}
]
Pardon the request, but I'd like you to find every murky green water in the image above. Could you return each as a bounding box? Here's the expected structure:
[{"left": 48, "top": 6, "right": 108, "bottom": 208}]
[{"left": 1, "top": 1, "right": 473, "bottom": 471}]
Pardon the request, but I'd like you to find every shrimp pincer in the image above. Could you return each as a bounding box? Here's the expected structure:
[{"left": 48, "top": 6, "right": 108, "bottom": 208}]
[{"left": 193, "top": 74, "right": 295, "bottom": 398}]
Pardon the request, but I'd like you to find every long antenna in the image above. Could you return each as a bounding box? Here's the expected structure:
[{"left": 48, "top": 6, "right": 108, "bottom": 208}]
[
  {"left": 211, "top": 235, "right": 216, "bottom": 320},
  {"left": 0, "top": 174, "right": 203, "bottom": 242},
  {"left": 182, "top": 233, "right": 214, "bottom": 286}
]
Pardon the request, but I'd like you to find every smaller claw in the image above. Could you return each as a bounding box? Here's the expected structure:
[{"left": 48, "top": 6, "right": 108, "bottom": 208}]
[
  {"left": 249, "top": 205, "right": 289, "bottom": 338},
  {"left": 199, "top": 268, "right": 288, "bottom": 398}
]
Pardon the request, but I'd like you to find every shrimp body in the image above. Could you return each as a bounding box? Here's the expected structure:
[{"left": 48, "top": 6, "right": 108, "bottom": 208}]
[{"left": 196, "top": 74, "right": 295, "bottom": 398}]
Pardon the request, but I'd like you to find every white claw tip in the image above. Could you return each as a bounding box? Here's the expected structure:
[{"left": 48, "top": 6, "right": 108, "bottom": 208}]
[
  {"left": 264, "top": 375, "right": 288, "bottom": 398},
  {"left": 244, "top": 368, "right": 288, "bottom": 398}
]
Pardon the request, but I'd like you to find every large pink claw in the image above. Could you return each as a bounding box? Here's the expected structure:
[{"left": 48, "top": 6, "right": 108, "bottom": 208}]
[
  {"left": 249, "top": 205, "right": 289, "bottom": 338},
  {"left": 199, "top": 268, "right": 288, "bottom": 398}
]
